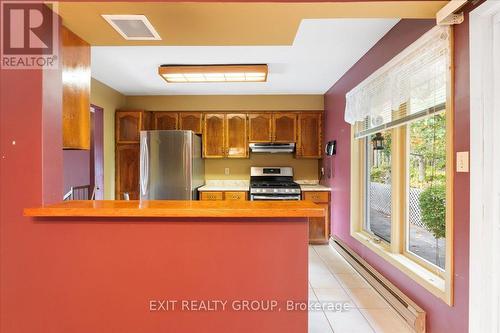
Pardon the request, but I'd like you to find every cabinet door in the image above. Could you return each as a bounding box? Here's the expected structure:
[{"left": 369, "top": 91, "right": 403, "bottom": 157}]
[
  {"left": 116, "top": 111, "right": 143, "bottom": 143},
  {"left": 154, "top": 112, "right": 178, "bottom": 130},
  {"left": 179, "top": 112, "right": 202, "bottom": 134},
  {"left": 303, "top": 191, "right": 329, "bottom": 203},
  {"left": 273, "top": 113, "right": 297, "bottom": 142},
  {"left": 309, "top": 204, "right": 330, "bottom": 244},
  {"left": 203, "top": 114, "right": 225, "bottom": 158},
  {"left": 297, "top": 113, "right": 322, "bottom": 158},
  {"left": 225, "top": 114, "right": 248, "bottom": 158},
  {"left": 224, "top": 192, "right": 247, "bottom": 201},
  {"left": 248, "top": 113, "right": 272, "bottom": 142},
  {"left": 115, "top": 144, "right": 139, "bottom": 200},
  {"left": 200, "top": 192, "right": 224, "bottom": 201},
  {"left": 62, "top": 25, "right": 90, "bottom": 149},
  {"left": 303, "top": 191, "right": 330, "bottom": 244},
  {"left": 142, "top": 111, "right": 154, "bottom": 131}
]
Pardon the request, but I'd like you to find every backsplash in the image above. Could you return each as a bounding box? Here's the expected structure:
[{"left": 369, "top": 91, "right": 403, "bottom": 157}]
[{"left": 204, "top": 153, "right": 319, "bottom": 181}]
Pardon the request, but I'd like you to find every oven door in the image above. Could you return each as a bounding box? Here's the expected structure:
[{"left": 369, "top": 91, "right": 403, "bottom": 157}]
[{"left": 250, "top": 194, "right": 301, "bottom": 201}]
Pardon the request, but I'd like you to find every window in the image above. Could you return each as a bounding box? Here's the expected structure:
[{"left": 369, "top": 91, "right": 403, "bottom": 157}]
[
  {"left": 364, "top": 131, "right": 392, "bottom": 243},
  {"left": 406, "top": 113, "right": 446, "bottom": 270},
  {"left": 346, "top": 26, "right": 453, "bottom": 304}
]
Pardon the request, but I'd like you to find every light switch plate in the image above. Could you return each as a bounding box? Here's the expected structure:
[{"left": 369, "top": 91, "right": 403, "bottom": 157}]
[
  {"left": 456, "top": 151, "right": 469, "bottom": 172},
  {"left": 224, "top": 167, "right": 230, "bottom": 176}
]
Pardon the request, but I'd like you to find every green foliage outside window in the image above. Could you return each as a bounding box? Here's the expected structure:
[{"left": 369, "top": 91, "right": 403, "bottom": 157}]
[
  {"left": 409, "top": 113, "right": 446, "bottom": 189},
  {"left": 419, "top": 184, "right": 446, "bottom": 239}
]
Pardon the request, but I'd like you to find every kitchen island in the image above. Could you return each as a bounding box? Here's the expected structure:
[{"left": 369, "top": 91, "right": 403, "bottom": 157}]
[{"left": 23, "top": 200, "right": 323, "bottom": 333}]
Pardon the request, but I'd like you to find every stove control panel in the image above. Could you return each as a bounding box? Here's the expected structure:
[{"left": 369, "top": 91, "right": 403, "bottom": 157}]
[{"left": 250, "top": 188, "right": 301, "bottom": 194}]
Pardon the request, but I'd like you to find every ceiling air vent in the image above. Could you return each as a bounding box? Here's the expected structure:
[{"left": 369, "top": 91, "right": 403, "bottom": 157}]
[{"left": 102, "top": 15, "right": 161, "bottom": 40}]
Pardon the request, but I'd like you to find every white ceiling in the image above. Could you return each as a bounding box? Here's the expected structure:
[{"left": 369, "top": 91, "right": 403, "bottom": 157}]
[{"left": 91, "top": 18, "right": 399, "bottom": 95}]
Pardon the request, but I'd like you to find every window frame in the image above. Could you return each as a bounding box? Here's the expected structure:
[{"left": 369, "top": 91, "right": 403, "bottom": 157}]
[{"left": 350, "top": 76, "right": 454, "bottom": 306}]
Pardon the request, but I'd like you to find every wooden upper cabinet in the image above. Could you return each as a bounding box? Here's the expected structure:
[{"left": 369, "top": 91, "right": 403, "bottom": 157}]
[
  {"left": 297, "top": 112, "right": 322, "bottom": 158},
  {"left": 225, "top": 114, "right": 248, "bottom": 158},
  {"left": 273, "top": 113, "right": 297, "bottom": 142},
  {"left": 62, "top": 25, "right": 91, "bottom": 150},
  {"left": 116, "top": 110, "right": 143, "bottom": 143},
  {"left": 203, "top": 114, "right": 225, "bottom": 158},
  {"left": 248, "top": 113, "right": 272, "bottom": 142},
  {"left": 115, "top": 144, "right": 140, "bottom": 200},
  {"left": 179, "top": 112, "right": 203, "bottom": 134},
  {"left": 154, "top": 112, "right": 178, "bottom": 130},
  {"left": 142, "top": 111, "right": 154, "bottom": 131}
]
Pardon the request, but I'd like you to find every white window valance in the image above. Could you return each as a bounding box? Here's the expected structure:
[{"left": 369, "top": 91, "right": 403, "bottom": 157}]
[{"left": 345, "top": 26, "right": 451, "bottom": 137}]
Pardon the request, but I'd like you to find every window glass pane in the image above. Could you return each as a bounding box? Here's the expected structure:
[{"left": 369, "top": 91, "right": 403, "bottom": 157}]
[
  {"left": 365, "top": 131, "right": 392, "bottom": 243},
  {"left": 407, "top": 112, "right": 446, "bottom": 269}
]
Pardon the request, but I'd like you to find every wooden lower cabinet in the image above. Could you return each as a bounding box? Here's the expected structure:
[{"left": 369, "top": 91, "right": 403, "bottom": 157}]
[
  {"left": 115, "top": 144, "right": 140, "bottom": 200},
  {"left": 224, "top": 191, "right": 247, "bottom": 201},
  {"left": 303, "top": 191, "right": 329, "bottom": 203},
  {"left": 200, "top": 191, "right": 248, "bottom": 201},
  {"left": 302, "top": 191, "right": 331, "bottom": 244},
  {"left": 200, "top": 192, "right": 224, "bottom": 201}
]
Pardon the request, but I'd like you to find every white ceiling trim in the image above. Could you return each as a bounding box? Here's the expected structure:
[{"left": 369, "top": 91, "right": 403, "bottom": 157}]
[{"left": 91, "top": 18, "right": 399, "bottom": 95}]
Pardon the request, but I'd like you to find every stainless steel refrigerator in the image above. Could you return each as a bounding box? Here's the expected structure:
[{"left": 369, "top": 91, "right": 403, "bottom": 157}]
[{"left": 140, "top": 130, "right": 204, "bottom": 200}]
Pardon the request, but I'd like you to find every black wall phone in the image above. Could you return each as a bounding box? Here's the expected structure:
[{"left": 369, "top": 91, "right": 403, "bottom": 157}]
[{"left": 325, "top": 140, "right": 336, "bottom": 156}]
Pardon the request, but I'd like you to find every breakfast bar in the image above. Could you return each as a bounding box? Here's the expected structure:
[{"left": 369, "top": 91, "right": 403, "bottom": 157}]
[
  {"left": 23, "top": 200, "right": 324, "bottom": 333},
  {"left": 24, "top": 200, "right": 325, "bottom": 218}
]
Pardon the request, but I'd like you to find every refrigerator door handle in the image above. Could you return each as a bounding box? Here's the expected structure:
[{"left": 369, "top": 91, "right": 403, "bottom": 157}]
[
  {"left": 184, "top": 139, "right": 190, "bottom": 191},
  {"left": 140, "top": 139, "right": 149, "bottom": 196}
]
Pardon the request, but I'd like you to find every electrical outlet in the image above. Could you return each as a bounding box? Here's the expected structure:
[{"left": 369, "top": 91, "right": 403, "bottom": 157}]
[
  {"left": 456, "top": 151, "right": 469, "bottom": 172},
  {"left": 224, "top": 167, "right": 230, "bottom": 176}
]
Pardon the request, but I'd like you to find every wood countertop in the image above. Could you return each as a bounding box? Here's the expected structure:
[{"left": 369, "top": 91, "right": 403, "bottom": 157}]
[{"left": 24, "top": 200, "right": 325, "bottom": 218}]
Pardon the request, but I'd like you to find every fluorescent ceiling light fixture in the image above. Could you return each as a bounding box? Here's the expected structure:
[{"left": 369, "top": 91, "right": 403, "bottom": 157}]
[
  {"left": 102, "top": 15, "right": 161, "bottom": 40},
  {"left": 158, "top": 64, "right": 268, "bottom": 83}
]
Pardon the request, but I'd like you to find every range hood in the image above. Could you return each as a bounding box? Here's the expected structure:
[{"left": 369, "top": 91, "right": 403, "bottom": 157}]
[{"left": 249, "top": 143, "right": 295, "bottom": 153}]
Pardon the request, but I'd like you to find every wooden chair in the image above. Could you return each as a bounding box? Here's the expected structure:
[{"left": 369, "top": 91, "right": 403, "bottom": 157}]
[{"left": 63, "top": 185, "right": 96, "bottom": 200}]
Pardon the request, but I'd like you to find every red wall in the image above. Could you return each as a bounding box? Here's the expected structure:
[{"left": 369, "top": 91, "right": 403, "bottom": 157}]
[{"left": 321, "top": 9, "right": 480, "bottom": 333}]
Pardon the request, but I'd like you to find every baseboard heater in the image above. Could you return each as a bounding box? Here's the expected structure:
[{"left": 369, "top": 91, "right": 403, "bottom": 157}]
[{"left": 330, "top": 237, "right": 426, "bottom": 333}]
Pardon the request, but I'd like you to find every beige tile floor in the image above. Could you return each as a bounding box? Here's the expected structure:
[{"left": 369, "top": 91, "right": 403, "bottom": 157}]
[{"left": 308, "top": 245, "right": 413, "bottom": 333}]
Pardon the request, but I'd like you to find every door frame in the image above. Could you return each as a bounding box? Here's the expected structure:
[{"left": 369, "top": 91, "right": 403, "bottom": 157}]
[
  {"left": 469, "top": 2, "right": 500, "bottom": 333},
  {"left": 90, "top": 104, "right": 105, "bottom": 200}
]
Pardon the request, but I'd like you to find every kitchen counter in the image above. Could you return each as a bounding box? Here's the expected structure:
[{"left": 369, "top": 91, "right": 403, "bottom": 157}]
[
  {"left": 24, "top": 200, "right": 325, "bottom": 218},
  {"left": 198, "top": 180, "right": 331, "bottom": 192},
  {"left": 198, "top": 180, "right": 249, "bottom": 192},
  {"left": 299, "top": 184, "right": 332, "bottom": 192}
]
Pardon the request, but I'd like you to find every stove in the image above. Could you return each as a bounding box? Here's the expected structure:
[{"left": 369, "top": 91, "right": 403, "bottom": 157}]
[{"left": 250, "top": 167, "right": 301, "bottom": 201}]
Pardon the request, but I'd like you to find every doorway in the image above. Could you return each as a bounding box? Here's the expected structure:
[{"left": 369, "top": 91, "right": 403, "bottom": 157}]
[{"left": 469, "top": 2, "right": 500, "bottom": 333}]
